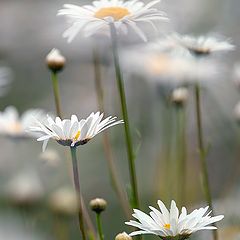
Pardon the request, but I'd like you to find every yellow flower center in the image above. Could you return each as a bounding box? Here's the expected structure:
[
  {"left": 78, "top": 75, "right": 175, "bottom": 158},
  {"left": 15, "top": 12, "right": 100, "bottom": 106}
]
[
  {"left": 74, "top": 130, "right": 81, "bottom": 141},
  {"left": 94, "top": 7, "right": 130, "bottom": 21},
  {"left": 164, "top": 223, "right": 171, "bottom": 230},
  {"left": 8, "top": 122, "right": 22, "bottom": 133}
]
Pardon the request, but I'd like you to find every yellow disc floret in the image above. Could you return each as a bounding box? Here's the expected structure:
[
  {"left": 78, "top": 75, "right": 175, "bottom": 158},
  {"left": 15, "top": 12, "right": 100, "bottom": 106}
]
[
  {"left": 164, "top": 223, "right": 171, "bottom": 230},
  {"left": 74, "top": 130, "right": 81, "bottom": 141},
  {"left": 95, "top": 7, "right": 130, "bottom": 21}
]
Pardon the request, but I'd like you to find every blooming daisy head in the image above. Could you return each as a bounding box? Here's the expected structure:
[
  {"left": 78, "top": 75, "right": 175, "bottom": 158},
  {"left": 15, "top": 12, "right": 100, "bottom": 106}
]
[
  {"left": 0, "top": 106, "right": 46, "bottom": 139},
  {"left": 30, "top": 112, "right": 123, "bottom": 151},
  {"left": 57, "top": 0, "right": 168, "bottom": 42},
  {"left": 125, "top": 200, "right": 224, "bottom": 239},
  {"left": 171, "top": 33, "right": 235, "bottom": 57}
]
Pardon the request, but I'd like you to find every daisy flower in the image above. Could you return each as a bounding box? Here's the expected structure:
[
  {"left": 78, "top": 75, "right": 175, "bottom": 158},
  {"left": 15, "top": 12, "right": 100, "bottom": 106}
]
[
  {"left": 171, "top": 33, "right": 235, "bottom": 56},
  {"left": 0, "top": 106, "right": 46, "bottom": 139},
  {"left": 57, "top": 0, "right": 168, "bottom": 42},
  {"left": 125, "top": 200, "right": 224, "bottom": 239},
  {"left": 30, "top": 112, "right": 123, "bottom": 151}
]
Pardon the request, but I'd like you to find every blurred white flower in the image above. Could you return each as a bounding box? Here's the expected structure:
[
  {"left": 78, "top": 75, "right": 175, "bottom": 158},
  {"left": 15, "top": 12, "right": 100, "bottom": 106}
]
[
  {"left": 171, "top": 33, "right": 235, "bottom": 56},
  {"left": 58, "top": 0, "right": 168, "bottom": 42},
  {"left": 5, "top": 171, "right": 44, "bottom": 207},
  {"left": 0, "top": 106, "right": 46, "bottom": 138},
  {"left": 30, "top": 112, "right": 123, "bottom": 151},
  {"left": 171, "top": 87, "right": 189, "bottom": 105},
  {"left": 125, "top": 200, "right": 224, "bottom": 239},
  {"left": 0, "top": 67, "right": 12, "bottom": 97},
  {"left": 39, "top": 149, "right": 61, "bottom": 166},
  {"left": 121, "top": 49, "right": 218, "bottom": 84},
  {"left": 48, "top": 187, "right": 79, "bottom": 216}
]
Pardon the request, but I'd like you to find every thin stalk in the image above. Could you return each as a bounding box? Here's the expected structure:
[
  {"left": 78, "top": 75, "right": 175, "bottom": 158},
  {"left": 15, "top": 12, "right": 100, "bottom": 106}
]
[
  {"left": 92, "top": 48, "right": 131, "bottom": 218},
  {"left": 96, "top": 213, "right": 104, "bottom": 240},
  {"left": 51, "top": 72, "right": 62, "bottom": 118},
  {"left": 70, "top": 146, "right": 87, "bottom": 240},
  {"left": 175, "top": 105, "right": 187, "bottom": 206},
  {"left": 194, "top": 84, "right": 217, "bottom": 240},
  {"left": 109, "top": 22, "right": 139, "bottom": 209}
]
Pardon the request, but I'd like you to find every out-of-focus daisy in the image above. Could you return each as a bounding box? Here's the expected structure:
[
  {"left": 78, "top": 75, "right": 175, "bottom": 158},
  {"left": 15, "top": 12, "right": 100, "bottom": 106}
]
[
  {"left": 58, "top": 0, "right": 168, "bottom": 42},
  {"left": 171, "top": 34, "right": 235, "bottom": 56},
  {"left": 30, "top": 112, "right": 123, "bottom": 151},
  {"left": 121, "top": 49, "right": 218, "bottom": 84},
  {"left": 0, "top": 106, "right": 46, "bottom": 139},
  {"left": 125, "top": 200, "right": 224, "bottom": 239},
  {"left": 0, "top": 67, "right": 12, "bottom": 97}
]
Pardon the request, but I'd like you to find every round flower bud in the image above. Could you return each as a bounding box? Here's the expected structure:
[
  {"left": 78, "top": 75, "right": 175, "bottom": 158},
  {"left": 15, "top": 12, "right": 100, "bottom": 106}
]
[
  {"left": 89, "top": 198, "right": 107, "bottom": 213},
  {"left": 171, "top": 87, "right": 189, "bottom": 106},
  {"left": 46, "top": 48, "right": 66, "bottom": 72},
  {"left": 115, "top": 232, "right": 132, "bottom": 240}
]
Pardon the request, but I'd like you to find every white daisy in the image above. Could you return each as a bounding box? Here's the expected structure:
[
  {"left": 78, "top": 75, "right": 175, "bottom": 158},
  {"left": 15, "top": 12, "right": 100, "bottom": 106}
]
[
  {"left": 30, "top": 112, "right": 123, "bottom": 151},
  {"left": 171, "top": 33, "right": 235, "bottom": 56},
  {"left": 125, "top": 200, "right": 224, "bottom": 239},
  {"left": 0, "top": 106, "right": 46, "bottom": 138},
  {"left": 58, "top": 0, "right": 168, "bottom": 42}
]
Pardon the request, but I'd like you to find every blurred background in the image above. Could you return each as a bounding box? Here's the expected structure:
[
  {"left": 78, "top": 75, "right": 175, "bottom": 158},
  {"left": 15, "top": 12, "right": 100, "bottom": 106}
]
[{"left": 0, "top": 0, "right": 240, "bottom": 239}]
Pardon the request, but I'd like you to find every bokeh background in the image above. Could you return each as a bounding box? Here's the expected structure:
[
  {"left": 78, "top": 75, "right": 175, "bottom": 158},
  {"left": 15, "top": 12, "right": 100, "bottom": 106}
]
[{"left": 0, "top": 0, "right": 240, "bottom": 239}]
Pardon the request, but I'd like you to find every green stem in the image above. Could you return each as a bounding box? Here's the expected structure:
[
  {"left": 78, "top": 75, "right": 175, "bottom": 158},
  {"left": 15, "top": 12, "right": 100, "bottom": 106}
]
[
  {"left": 109, "top": 22, "right": 139, "bottom": 209},
  {"left": 70, "top": 146, "right": 87, "bottom": 240},
  {"left": 194, "top": 84, "right": 217, "bottom": 240},
  {"left": 51, "top": 72, "right": 62, "bottom": 118},
  {"left": 96, "top": 213, "right": 104, "bottom": 240},
  {"left": 92, "top": 48, "right": 131, "bottom": 218},
  {"left": 176, "top": 106, "right": 187, "bottom": 206}
]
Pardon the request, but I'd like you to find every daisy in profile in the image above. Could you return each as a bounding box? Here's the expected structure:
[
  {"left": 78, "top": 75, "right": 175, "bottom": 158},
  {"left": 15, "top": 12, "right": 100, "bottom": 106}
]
[
  {"left": 125, "top": 200, "right": 224, "bottom": 239},
  {"left": 30, "top": 111, "right": 123, "bottom": 151},
  {"left": 170, "top": 33, "right": 235, "bottom": 56},
  {"left": 0, "top": 106, "right": 46, "bottom": 139},
  {"left": 58, "top": 0, "right": 168, "bottom": 42}
]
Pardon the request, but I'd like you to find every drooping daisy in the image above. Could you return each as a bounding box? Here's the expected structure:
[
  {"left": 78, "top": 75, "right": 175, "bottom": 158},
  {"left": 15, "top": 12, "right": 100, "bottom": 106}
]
[
  {"left": 30, "top": 112, "right": 123, "bottom": 151},
  {"left": 125, "top": 200, "right": 224, "bottom": 239},
  {"left": 0, "top": 106, "right": 46, "bottom": 139},
  {"left": 58, "top": 0, "right": 168, "bottom": 42},
  {"left": 171, "top": 33, "right": 235, "bottom": 56}
]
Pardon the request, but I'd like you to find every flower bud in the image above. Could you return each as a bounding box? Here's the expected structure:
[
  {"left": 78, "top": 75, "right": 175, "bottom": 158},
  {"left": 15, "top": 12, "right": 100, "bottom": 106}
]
[
  {"left": 46, "top": 48, "right": 66, "bottom": 72},
  {"left": 115, "top": 232, "right": 132, "bottom": 240},
  {"left": 89, "top": 198, "right": 107, "bottom": 214},
  {"left": 171, "top": 87, "right": 189, "bottom": 106}
]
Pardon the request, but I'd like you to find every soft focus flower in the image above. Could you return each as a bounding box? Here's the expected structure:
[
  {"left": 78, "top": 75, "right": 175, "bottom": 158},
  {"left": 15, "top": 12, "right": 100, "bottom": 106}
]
[
  {"left": 48, "top": 188, "right": 79, "bottom": 216},
  {"left": 58, "top": 0, "right": 168, "bottom": 42},
  {"left": 39, "top": 149, "right": 61, "bottom": 166},
  {"left": 125, "top": 200, "right": 224, "bottom": 239},
  {"left": 46, "top": 48, "right": 66, "bottom": 72},
  {"left": 5, "top": 171, "right": 44, "bottom": 207},
  {"left": 171, "top": 34, "right": 235, "bottom": 56},
  {"left": 121, "top": 49, "right": 218, "bottom": 84},
  {"left": 0, "top": 106, "right": 46, "bottom": 138},
  {"left": 30, "top": 112, "right": 123, "bottom": 151},
  {"left": 0, "top": 67, "right": 12, "bottom": 97}
]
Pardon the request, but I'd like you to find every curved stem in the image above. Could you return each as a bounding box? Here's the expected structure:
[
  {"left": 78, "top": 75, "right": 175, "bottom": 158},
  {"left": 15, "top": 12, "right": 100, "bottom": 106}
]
[
  {"left": 70, "top": 146, "right": 87, "bottom": 240},
  {"left": 92, "top": 48, "right": 131, "bottom": 218},
  {"left": 51, "top": 72, "right": 62, "bottom": 118},
  {"left": 96, "top": 213, "right": 104, "bottom": 240},
  {"left": 109, "top": 23, "right": 139, "bottom": 209},
  {"left": 194, "top": 84, "right": 217, "bottom": 240}
]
